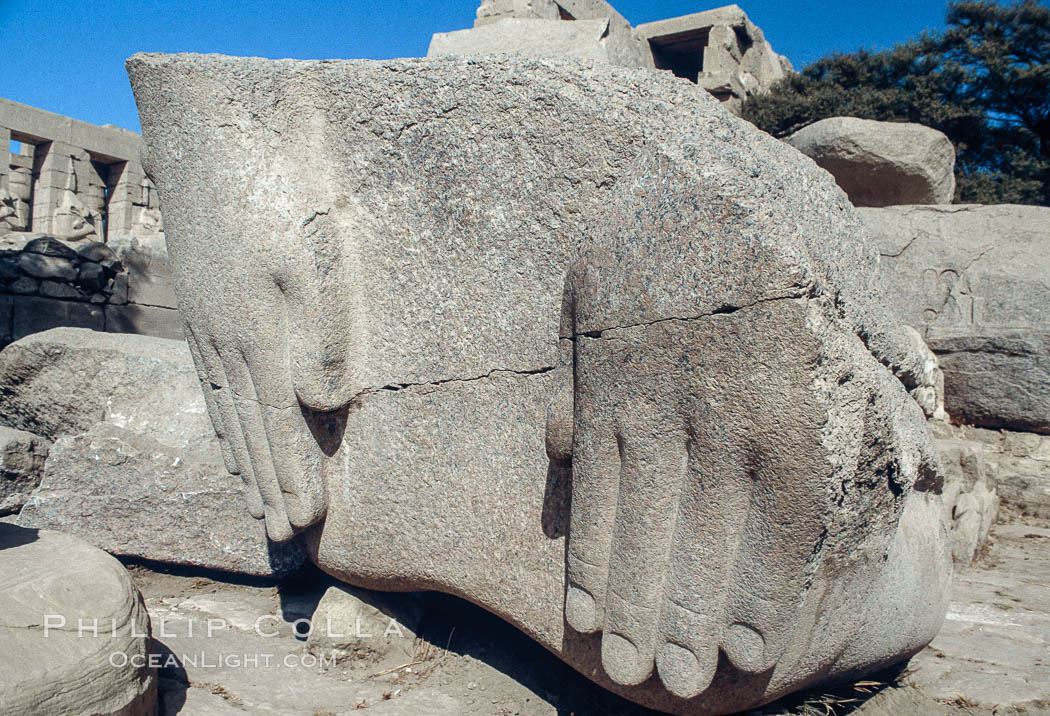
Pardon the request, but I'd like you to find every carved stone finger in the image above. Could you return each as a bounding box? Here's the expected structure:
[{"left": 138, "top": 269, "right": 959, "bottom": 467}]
[
  {"left": 244, "top": 346, "right": 329, "bottom": 530},
  {"left": 186, "top": 326, "right": 265, "bottom": 520},
  {"left": 600, "top": 427, "right": 685, "bottom": 687},
  {"left": 221, "top": 350, "right": 296, "bottom": 542},
  {"left": 183, "top": 325, "right": 236, "bottom": 472},
  {"left": 722, "top": 306, "right": 827, "bottom": 674},
  {"left": 656, "top": 428, "right": 746, "bottom": 698},
  {"left": 565, "top": 340, "right": 621, "bottom": 635}
]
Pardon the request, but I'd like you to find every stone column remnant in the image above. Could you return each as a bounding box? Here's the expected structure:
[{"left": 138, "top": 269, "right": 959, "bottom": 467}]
[
  {"left": 0, "top": 125, "right": 10, "bottom": 193},
  {"left": 128, "top": 53, "right": 951, "bottom": 715}
]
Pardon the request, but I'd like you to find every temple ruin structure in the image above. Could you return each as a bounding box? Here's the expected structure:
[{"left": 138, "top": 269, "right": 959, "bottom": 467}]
[
  {"left": 429, "top": 0, "right": 792, "bottom": 112},
  {"left": 0, "top": 98, "right": 179, "bottom": 347}
]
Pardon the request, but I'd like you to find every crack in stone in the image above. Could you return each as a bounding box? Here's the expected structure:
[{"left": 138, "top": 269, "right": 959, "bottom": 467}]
[
  {"left": 354, "top": 365, "right": 557, "bottom": 402},
  {"left": 302, "top": 208, "right": 330, "bottom": 229},
  {"left": 213, "top": 364, "right": 558, "bottom": 413},
  {"left": 878, "top": 231, "right": 923, "bottom": 259},
  {"left": 212, "top": 296, "right": 805, "bottom": 412},
  {"left": 565, "top": 292, "right": 808, "bottom": 341}
]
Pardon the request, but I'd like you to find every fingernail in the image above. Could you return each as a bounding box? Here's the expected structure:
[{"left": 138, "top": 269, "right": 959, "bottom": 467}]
[
  {"left": 657, "top": 642, "right": 714, "bottom": 699},
  {"left": 566, "top": 585, "right": 599, "bottom": 633},
  {"left": 723, "top": 623, "right": 767, "bottom": 673},
  {"left": 284, "top": 492, "right": 306, "bottom": 526},
  {"left": 244, "top": 488, "right": 265, "bottom": 520},
  {"left": 602, "top": 633, "right": 651, "bottom": 686},
  {"left": 264, "top": 506, "right": 295, "bottom": 542}
]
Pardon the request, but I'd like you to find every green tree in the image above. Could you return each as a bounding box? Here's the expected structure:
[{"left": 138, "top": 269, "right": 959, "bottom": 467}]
[{"left": 741, "top": 1, "right": 1050, "bottom": 206}]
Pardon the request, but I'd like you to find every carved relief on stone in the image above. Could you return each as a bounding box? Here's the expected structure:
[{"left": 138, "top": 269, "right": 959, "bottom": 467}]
[
  {"left": 51, "top": 189, "right": 101, "bottom": 242},
  {"left": 131, "top": 206, "right": 164, "bottom": 237},
  {"left": 1, "top": 165, "right": 31, "bottom": 233},
  {"left": 0, "top": 189, "right": 20, "bottom": 235}
]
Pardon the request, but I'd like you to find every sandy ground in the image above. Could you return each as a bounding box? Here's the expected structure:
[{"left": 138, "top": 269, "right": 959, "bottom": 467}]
[{"left": 126, "top": 522, "right": 1050, "bottom": 716}]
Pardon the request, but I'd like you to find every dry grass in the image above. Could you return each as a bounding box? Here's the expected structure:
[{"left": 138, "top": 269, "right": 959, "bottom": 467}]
[{"left": 747, "top": 668, "right": 906, "bottom": 715}]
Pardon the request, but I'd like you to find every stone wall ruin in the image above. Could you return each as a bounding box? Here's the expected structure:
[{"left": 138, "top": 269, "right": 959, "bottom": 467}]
[
  {"left": 0, "top": 98, "right": 179, "bottom": 347},
  {"left": 429, "top": 1, "right": 792, "bottom": 112}
]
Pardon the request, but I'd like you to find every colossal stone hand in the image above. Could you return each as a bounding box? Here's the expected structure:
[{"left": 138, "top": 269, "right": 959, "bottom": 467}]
[
  {"left": 177, "top": 232, "right": 349, "bottom": 541},
  {"left": 548, "top": 136, "right": 940, "bottom": 698},
  {"left": 151, "top": 163, "right": 362, "bottom": 542}
]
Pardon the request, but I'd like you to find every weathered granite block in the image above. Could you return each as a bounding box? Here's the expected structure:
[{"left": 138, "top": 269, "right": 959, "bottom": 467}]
[
  {"left": 19, "top": 424, "right": 305, "bottom": 577},
  {"left": 0, "top": 425, "right": 50, "bottom": 515},
  {"left": 0, "top": 327, "right": 209, "bottom": 448},
  {"left": 2, "top": 328, "right": 306, "bottom": 576},
  {"left": 788, "top": 118, "right": 956, "bottom": 207},
  {"left": 129, "top": 54, "right": 951, "bottom": 714}
]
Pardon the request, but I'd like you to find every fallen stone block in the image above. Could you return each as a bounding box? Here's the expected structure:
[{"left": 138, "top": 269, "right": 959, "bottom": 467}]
[
  {"left": 76, "top": 261, "right": 109, "bottom": 291},
  {"left": 306, "top": 584, "right": 423, "bottom": 662},
  {"left": 0, "top": 523, "right": 156, "bottom": 715},
  {"left": 23, "top": 235, "right": 79, "bottom": 260},
  {"left": 0, "top": 425, "right": 50, "bottom": 516},
  {"left": 861, "top": 204, "right": 1050, "bottom": 435},
  {"left": 75, "top": 240, "right": 124, "bottom": 273},
  {"left": 787, "top": 117, "right": 956, "bottom": 206},
  {"left": 0, "top": 327, "right": 211, "bottom": 453},
  {"left": 17, "top": 252, "right": 77, "bottom": 282},
  {"left": 1, "top": 327, "right": 305, "bottom": 576},
  {"left": 18, "top": 424, "right": 305, "bottom": 577}
]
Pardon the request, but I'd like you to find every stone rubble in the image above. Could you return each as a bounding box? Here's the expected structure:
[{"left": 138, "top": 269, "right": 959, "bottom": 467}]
[
  {"left": 306, "top": 585, "right": 424, "bottom": 663},
  {"left": 2, "top": 327, "right": 305, "bottom": 576}
]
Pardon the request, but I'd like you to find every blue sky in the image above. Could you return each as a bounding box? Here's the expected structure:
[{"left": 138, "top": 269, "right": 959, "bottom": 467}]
[{"left": 1, "top": 0, "right": 952, "bottom": 134}]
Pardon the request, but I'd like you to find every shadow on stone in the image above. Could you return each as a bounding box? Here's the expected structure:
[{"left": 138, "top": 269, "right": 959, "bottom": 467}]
[
  {"left": 154, "top": 639, "right": 189, "bottom": 715},
  {"left": 749, "top": 662, "right": 911, "bottom": 715},
  {"left": 120, "top": 554, "right": 288, "bottom": 589},
  {"left": 541, "top": 460, "right": 571, "bottom": 539},
  {"left": 0, "top": 522, "right": 39, "bottom": 550},
  {"left": 415, "top": 591, "right": 661, "bottom": 716},
  {"left": 300, "top": 402, "right": 348, "bottom": 458}
]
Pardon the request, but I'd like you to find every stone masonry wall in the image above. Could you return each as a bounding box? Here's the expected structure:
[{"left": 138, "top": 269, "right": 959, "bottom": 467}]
[{"left": 0, "top": 99, "right": 178, "bottom": 347}]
